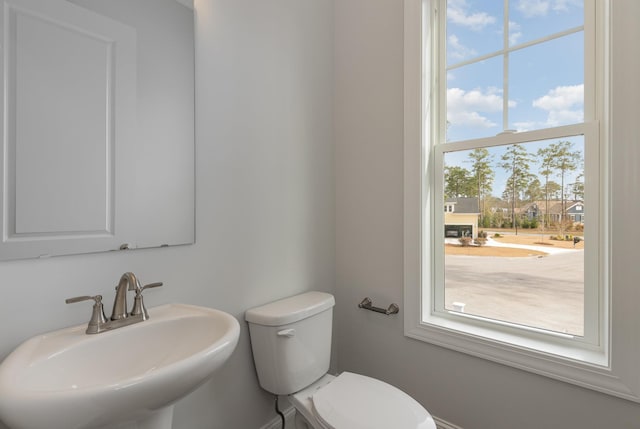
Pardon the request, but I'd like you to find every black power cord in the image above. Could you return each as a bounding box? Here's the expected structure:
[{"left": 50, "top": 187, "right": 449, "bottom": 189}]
[{"left": 275, "top": 395, "right": 286, "bottom": 428}]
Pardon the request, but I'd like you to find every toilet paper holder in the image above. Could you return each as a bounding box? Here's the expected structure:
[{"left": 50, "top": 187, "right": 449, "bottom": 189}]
[{"left": 358, "top": 297, "right": 400, "bottom": 315}]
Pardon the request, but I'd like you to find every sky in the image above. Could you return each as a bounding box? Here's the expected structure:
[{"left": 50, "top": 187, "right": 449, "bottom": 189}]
[{"left": 443, "top": 0, "right": 585, "bottom": 197}]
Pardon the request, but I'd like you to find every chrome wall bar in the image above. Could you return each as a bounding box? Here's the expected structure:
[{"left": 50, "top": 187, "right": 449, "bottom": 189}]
[{"left": 358, "top": 297, "right": 400, "bottom": 315}]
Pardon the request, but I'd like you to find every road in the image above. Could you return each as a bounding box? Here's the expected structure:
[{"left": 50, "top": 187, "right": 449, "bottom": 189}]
[{"left": 444, "top": 250, "right": 584, "bottom": 336}]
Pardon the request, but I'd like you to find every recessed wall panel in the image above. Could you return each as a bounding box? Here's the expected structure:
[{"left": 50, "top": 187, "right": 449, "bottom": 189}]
[
  {"left": 12, "top": 9, "right": 112, "bottom": 234},
  {"left": 0, "top": 0, "right": 137, "bottom": 260}
]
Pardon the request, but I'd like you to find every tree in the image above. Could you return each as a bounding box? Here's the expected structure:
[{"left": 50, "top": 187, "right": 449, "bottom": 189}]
[
  {"left": 524, "top": 177, "right": 544, "bottom": 202},
  {"left": 549, "top": 141, "right": 583, "bottom": 229},
  {"left": 499, "top": 144, "right": 533, "bottom": 235},
  {"left": 444, "top": 165, "right": 474, "bottom": 199},
  {"left": 571, "top": 173, "right": 585, "bottom": 200},
  {"left": 547, "top": 181, "right": 562, "bottom": 200},
  {"left": 537, "top": 145, "right": 555, "bottom": 229},
  {"left": 468, "top": 148, "right": 494, "bottom": 226}
]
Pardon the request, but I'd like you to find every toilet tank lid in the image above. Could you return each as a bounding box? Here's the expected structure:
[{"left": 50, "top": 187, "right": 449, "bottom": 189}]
[{"left": 245, "top": 291, "right": 335, "bottom": 326}]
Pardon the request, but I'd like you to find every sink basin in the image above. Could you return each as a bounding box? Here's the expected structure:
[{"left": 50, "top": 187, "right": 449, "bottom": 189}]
[{"left": 0, "top": 303, "right": 240, "bottom": 429}]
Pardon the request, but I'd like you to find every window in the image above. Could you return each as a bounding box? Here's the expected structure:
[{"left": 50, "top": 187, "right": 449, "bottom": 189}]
[
  {"left": 403, "top": 0, "right": 640, "bottom": 403},
  {"left": 438, "top": 0, "right": 593, "bottom": 338}
]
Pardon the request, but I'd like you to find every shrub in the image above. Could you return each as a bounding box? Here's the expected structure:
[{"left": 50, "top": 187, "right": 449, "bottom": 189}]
[
  {"left": 493, "top": 233, "right": 502, "bottom": 238},
  {"left": 550, "top": 234, "right": 574, "bottom": 241},
  {"left": 474, "top": 237, "right": 487, "bottom": 246},
  {"left": 458, "top": 236, "right": 472, "bottom": 247},
  {"left": 478, "top": 230, "right": 488, "bottom": 238}
]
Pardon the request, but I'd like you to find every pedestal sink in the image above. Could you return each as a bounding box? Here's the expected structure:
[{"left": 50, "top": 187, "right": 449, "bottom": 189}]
[{"left": 0, "top": 304, "right": 240, "bottom": 429}]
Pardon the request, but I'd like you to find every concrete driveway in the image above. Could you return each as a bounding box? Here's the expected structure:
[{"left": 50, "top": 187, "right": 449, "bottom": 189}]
[{"left": 445, "top": 250, "right": 584, "bottom": 336}]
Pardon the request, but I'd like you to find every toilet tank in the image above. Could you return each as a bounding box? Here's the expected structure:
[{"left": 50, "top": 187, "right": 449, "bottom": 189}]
[{"left": 245, "top": 291, "right": 335, "bottom": 395}]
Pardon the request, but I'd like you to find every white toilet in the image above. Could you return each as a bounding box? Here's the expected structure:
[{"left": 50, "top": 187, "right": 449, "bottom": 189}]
[{"left": 245, "top": 291, "right": 437, "bottom": 429}]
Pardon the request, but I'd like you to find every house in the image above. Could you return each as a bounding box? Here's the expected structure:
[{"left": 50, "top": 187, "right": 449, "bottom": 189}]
[
  {"left": 444, "top": 197, "right": 480, "bottom": 238},
  {"left": 567, "top": 201, "right": 585, "bottom": 223},
  {"left": 521, "top": 200, "right": 585, "bottom": 224},
  {"left": 0, "top": 1, "right": 638, "bottom": 429}
]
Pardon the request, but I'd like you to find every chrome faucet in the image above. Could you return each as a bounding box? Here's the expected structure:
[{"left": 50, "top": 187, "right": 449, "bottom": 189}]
[{"left": 66, "top": 272, "right": 163, "bottom": 334}]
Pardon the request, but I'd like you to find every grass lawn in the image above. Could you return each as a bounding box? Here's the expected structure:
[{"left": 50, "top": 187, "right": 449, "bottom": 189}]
[
  {"left": 492, "top": 233, "right": 584, "bottom": 250},
  {"left": 445, "top": 232, "right": 583, "bottom": 257},
  {"left": 445, "top": 244, "right": 546, "bottom": 257}
]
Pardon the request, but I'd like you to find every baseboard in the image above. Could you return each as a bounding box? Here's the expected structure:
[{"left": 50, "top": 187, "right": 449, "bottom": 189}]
[
  {"left": 434, "top": 415, "right": 464, "bottom": 429},
  {"left": 259, "top": 405, "right": 296, "bottom": 429},
  {"left": 259, "top": 407, "right": 462, "bottom": 429}
]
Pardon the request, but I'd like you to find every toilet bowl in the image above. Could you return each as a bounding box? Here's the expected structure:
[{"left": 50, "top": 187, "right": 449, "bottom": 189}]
[
  {"left": 245, "top": 291, "right": 437, "bottom": 429},
  {"left": 290, "top": 373, "right": 436, "bottom": 429}
]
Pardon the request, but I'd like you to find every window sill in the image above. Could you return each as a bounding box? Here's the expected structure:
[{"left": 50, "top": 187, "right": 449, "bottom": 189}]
[
  {"left": 414, "top": 309, "right": 606, "bottom": 362},
  {"left": 403, "top": 312, "right": 640, "bottom": 402}
]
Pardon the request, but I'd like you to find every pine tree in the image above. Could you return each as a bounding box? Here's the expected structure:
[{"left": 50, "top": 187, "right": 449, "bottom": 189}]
[
  {"left": 499, "top": 144, "right": 533, "bottom": 234},
  {"left": 444, "top": 165, "right": 474, "bottom": 199},
  {"left": 549, "top": 141, "right": 582, "bottom": 232},
  {"left": 468, "top": 148, "right": 494, "bottom": 226}
]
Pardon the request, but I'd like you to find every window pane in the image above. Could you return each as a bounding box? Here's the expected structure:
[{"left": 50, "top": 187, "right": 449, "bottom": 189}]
[
  {"left": 509, "top": 32, "right": 584, "bottom": 131},
  {"left": 509, "top": 0, "right": 584, "bottom": 47},
  {"left": 446, "top": 0, "right": 503, "bottom": 66},
  {"left": 442, "top": 136, "right": 585, "bottom": 336},
  {"left": 446, "top": 55, "right": 504, "bottom": 142}
]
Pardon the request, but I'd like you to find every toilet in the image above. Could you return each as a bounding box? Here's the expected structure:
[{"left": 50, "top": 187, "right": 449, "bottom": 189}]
[{"left": 245, "top": 291, "right": 437, "bottom": 429}]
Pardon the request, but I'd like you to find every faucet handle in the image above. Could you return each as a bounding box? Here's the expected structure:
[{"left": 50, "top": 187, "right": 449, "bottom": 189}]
[
  {"left": 130, "top": 282, "right": 163, "bottom": 320},
  {"left": 65, "top": 295, "right": 108, "bottom": 334},
  {"left": 65, "top": 294, "right": 102, "bottom": 304},
  {"left": 141, "top": 282, "right": 163, "bottom": 292}
]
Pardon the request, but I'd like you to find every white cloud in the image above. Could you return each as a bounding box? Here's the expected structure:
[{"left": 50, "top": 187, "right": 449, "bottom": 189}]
[
  {"left": 448, "top": 34, "right": 477, "bottom": 60},
  {"left": 516, "top": 0, "right": 550, "bottom": 18},
  {"left": 516, "top": 0, "right": 582, "bottom": 17},
  {"left": 533, "top": 84, "right": 583, "bottom": 110},
  {"left": 552, "top": 0, "right": 583, "bottom": 12},
  {"left": 508, "top": 21, "right": 522, "bottom": 46},
  {"left": 447, "top": 87, "right": 516, "bottom": 129},
  {"left": 448, "top": 0, "right": 496, "bottom": 31},
  {"left": 545, "top": 109, "right": 584, "bottom": 127},
  {"left": 532, "top": 84, "right": 584, "bottom": 127},
  {"left": 452, "top": 111, "right": 497, "bottom": 128},
  {"left": 511, "top": 121, "right": 537, "bottom": 132}
]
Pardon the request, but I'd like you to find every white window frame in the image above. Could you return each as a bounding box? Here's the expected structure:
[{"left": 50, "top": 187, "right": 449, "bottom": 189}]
[{"left": 404, "top": 0, "right": 640, "bottom": 402}]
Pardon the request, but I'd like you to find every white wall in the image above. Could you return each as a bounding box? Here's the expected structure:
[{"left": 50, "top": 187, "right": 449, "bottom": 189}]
[
  {"left": 334, "top": 1, "right": 640, "bottom": 428},
  {"left": 0, "top": 0, "right": 334, "bottom": 428}
]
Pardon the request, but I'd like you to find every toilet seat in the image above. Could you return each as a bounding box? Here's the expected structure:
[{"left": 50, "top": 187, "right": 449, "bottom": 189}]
[{"left": 310, "top": 372, "right": 436, "bottom": 429}]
